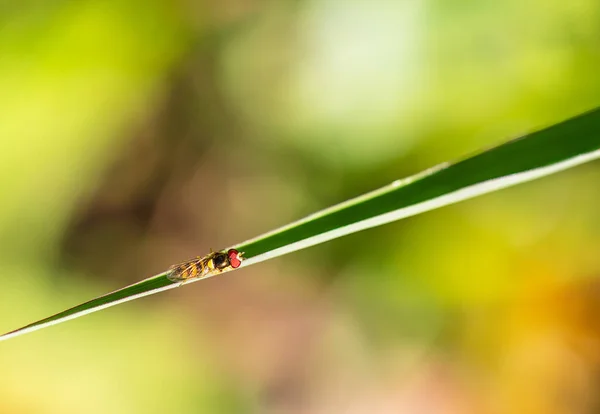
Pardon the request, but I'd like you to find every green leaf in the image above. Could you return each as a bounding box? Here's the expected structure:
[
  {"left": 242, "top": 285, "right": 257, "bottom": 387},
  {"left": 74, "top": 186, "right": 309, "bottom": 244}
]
[{"left": 2, "top": 107, "right": 600, "bottom": 341}]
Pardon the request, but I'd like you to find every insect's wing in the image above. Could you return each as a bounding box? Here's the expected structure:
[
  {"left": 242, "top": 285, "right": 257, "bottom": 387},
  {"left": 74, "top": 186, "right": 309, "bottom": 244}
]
[
  {"left": 168, "top": 251, "right": 220, "bottom": 281},
  {"left": 169, "top": 257, "right": 201, "bottom": 269},
  {"left": 168, "top": 259, "right": 199, "bottom": 281}
]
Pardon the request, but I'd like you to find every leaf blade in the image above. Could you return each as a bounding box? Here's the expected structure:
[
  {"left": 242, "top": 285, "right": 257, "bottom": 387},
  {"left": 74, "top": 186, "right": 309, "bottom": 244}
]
[{"left": 2, "top": 106, "right": 600, "bottom": 341}]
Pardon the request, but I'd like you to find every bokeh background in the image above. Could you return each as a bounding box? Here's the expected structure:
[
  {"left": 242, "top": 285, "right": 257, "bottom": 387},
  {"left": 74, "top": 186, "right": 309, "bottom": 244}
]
[{"left": 1, "top": 1, "right": 600, "bottom": 413}]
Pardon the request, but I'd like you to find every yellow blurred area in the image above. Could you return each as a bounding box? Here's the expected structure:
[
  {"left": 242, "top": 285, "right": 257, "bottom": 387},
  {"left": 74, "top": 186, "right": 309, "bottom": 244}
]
[{"left": 0, "top": 0, "right": 599, "bottom": 413}]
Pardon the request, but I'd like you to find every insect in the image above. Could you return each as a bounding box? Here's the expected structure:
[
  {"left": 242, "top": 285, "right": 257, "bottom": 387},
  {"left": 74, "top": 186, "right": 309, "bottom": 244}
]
[{"left": 168, "top": 248, "right": 244, "bottom": 282}]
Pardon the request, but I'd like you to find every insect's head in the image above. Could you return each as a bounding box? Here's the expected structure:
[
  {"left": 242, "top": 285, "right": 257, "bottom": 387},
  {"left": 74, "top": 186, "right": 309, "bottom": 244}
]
[{"left": 227, "top": 249, "right": 243, "bottom": 268}]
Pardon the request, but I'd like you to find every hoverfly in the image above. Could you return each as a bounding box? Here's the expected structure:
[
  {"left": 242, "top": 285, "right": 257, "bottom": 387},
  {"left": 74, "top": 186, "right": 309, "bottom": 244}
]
[{"left": 168, "top": 248, "right": 243, "bottom": 282}]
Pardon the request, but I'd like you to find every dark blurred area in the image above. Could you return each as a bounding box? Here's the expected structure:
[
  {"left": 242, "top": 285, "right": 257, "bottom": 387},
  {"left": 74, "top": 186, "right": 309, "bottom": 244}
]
[{"left": 1, "top": 0, "right": 599, "bottom": 413}]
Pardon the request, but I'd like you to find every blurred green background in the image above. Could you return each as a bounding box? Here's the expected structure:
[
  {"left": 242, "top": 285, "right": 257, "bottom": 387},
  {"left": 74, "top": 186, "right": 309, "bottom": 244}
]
[{"left": 1, "top": 1, "right": 599, "bottom": 413}]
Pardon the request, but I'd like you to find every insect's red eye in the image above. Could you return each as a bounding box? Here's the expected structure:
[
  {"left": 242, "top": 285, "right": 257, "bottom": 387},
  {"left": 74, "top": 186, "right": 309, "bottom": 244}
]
[{"left": 228, "top": 249, "right": 242, "bottom": 268}]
